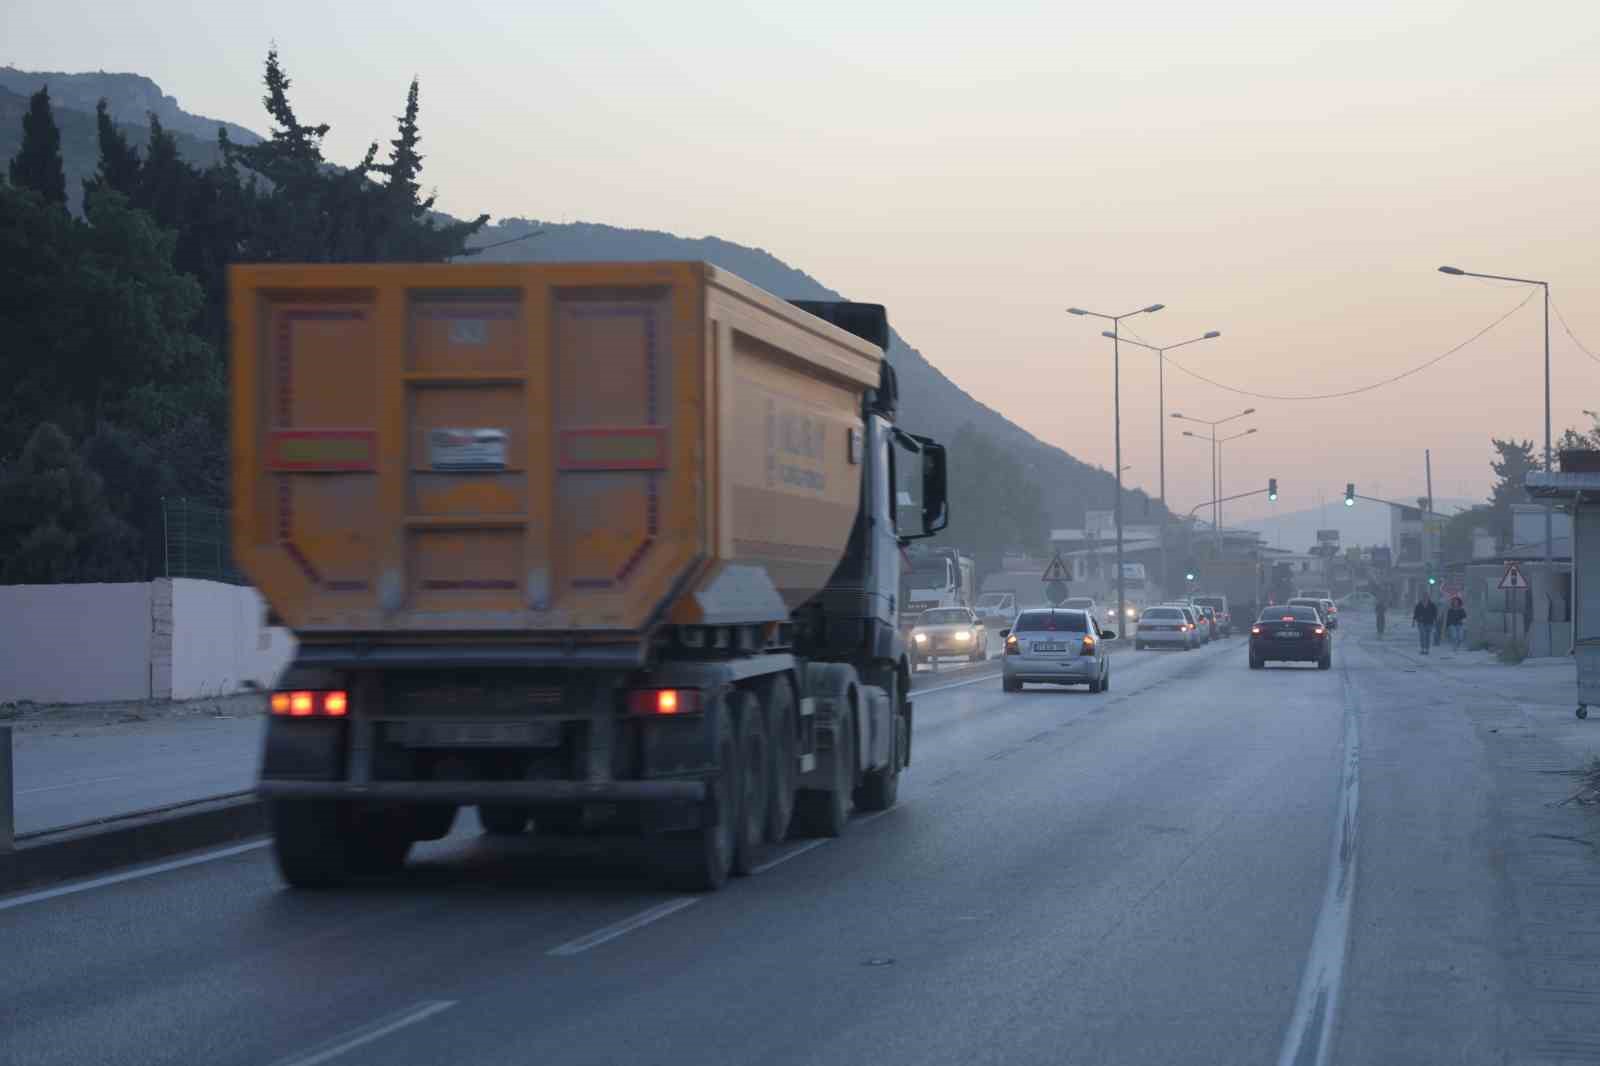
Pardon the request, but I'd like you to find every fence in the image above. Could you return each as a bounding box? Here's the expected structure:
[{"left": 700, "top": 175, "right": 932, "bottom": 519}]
[{"left": 162, "top": 497, "right": 247, "bottom": 585}]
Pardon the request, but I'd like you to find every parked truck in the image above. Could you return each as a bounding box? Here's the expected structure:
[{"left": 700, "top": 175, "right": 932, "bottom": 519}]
[{"left": 232, "top": 261, "right": 949, "bottom": 891}]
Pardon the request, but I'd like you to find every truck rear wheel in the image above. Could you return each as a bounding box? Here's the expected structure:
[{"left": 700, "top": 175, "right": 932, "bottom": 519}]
[
  {"left": 478, "top": 805, "right": 530, "bottom": 836},
  {"left": 761, "top": 679, "right": 798, "bottom": 844},
  {"left": 655, "top": 697, "right": 738, "bottom": 891},
  {"left": 794, "top": 711, "right": 854, "bottom": 838},
  {"left": 270, "top": 800, "right": 412, "bottom": 888},
  {"left": 731, "top": 691, "right": 769, "bottom": 877}
]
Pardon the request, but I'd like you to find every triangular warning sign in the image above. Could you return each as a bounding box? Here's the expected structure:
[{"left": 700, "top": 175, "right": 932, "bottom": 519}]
[
  {"left": 1498, "top": 562, "right": 1529, "bottom": 590},
  {"left": 1041, "top": 552, "right": 1070, "bottom": 583}
]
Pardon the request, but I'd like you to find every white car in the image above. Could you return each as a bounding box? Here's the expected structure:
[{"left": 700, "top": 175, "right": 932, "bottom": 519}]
[
  {"left": 1136, "top": 605, "right": 1198, "bottom": 649},
  {"left": 1001, "top": 608, "right": 1116, "bottom": 692},
  {"left": 910, "top": 607, "right": 988, "bottom": 668}
]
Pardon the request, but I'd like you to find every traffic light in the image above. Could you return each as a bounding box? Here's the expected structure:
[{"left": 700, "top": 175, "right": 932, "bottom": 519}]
[
  {"left": 1344, "top": 483, "right": 1355, "bottom": 507},
  {"left": 1184, "top": 561, "right": 1198, "bottom": 583},
  {"left": 1268, "top": 477, "right": 1278, "bottom": 502},
  {"left": 1185, "top": 571, "right": 1196, "bottom": 583}
]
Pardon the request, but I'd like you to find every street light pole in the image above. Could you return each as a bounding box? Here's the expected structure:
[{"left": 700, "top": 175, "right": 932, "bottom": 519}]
[
  {"left": 1069, "top": 302, "right": 1165, "bottom": 637},
  {"left": 1439, "top": 266, "right": 1555, "bottom": 653},
  {"left": 1173, "top": 407, "right": 1256, "bottom": 560},
  {"left": 1108, "top": 330, "right": 1221, "bottom": 600}
]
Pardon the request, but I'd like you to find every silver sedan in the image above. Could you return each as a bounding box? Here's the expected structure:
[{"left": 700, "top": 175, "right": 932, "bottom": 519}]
[{"left": 1001, "top": 608, "right": 1115, "bottom": 692}]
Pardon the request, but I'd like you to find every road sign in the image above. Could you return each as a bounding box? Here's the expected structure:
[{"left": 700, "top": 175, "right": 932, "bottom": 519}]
[
  {"left": 1498, "top": 562, "right": 1529, "bottom": 591},
  {"left": 1045, "top": 580, "right": 1069, "bottom": 606},
  {"left": 1041, "top": 552, "right": 1070, "bottom": 583}
]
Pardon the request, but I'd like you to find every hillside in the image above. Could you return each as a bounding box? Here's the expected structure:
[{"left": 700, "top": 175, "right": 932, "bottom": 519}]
[
  {"left": 0, "top": 84, "right": 227, "bottom": 213},
  {"left": 1, "top": 66, "right": 1155, "bottom": 531},
  {"left": 468, "top": 219, "right": 1157, "bottom": 529}
]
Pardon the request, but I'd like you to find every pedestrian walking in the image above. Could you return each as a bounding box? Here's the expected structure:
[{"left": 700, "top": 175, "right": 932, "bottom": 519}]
[
  {"left": 1374, "top": 596, "right": 1387, "bottom": 637},
  {"left": 1446, "top": 595, "right": 1466, "bottom": 651},
  {"left": 1413, "top": 595, "right": 1439, "bottom": 655}
]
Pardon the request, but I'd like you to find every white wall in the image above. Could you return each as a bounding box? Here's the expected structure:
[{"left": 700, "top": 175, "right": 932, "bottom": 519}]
[
  {"left": 0, "top": 580, "right": 296, "bottom": 705},
  {"left": 169, "top": 579, "right": 296, "bottom": 699},
  {"left": 0, "top": 583, "right": 155, "bottom": 703}
]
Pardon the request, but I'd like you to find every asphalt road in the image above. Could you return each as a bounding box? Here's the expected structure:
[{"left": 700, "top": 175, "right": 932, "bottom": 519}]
[{"left": 4, "top": 624, "right": 1598, "bottom": 1066}]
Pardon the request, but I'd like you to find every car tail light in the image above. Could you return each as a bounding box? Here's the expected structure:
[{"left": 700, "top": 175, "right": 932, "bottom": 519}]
[
  {"left": 1313, "top": 626, "right": 1325, "bottom": 636},
  {"left": 1250, "top": 625, "right": 1262, "bottom": 636},
  {"left": 271, "top": 690, "right": 348, "bottom": 717},
  {"left": 1005, "top": 634, "right": 1020, "bottom": 655},
  {"left": 1080, "top": 635, "right": 1096, "bottom": 656},
  {"left": 627, "top": 688, "right": 705, "bottom": 715},
  {"left": 1281, "top": 615, "right": 1295, "bottom": 622}
]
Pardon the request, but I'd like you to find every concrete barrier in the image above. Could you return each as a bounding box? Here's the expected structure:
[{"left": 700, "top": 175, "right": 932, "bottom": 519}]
[{"left": 0, "top": 790, "right": 265, "bottom": 896}]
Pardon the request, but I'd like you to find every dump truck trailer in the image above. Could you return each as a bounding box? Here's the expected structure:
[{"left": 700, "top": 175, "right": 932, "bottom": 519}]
[{"left": 232, "top": 261, "right": 948, "bottom": 890}]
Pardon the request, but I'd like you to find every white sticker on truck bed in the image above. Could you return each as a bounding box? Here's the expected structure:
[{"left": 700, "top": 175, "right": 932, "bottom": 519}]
[{"left": 428, "top": 428, "right": 508, "bottom": 470}]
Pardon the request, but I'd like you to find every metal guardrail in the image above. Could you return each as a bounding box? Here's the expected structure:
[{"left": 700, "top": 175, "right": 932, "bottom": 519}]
[{"left": 2, "top": 726, "right": 13, "bottom": 853}]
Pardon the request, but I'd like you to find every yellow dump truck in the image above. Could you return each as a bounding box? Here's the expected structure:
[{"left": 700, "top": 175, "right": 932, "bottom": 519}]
[{"left": 232, "top": 261, "right": 948, "bottom": 889}]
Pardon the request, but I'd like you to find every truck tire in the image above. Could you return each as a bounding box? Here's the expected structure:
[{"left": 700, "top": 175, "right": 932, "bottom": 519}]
[
  {"left": 855, "top": 681, "right": 900, "bottom": 813},
  {"left": 478, "top": 805, "right": 530, "bottom": 836},
  {"left": 270, "top": 800, "right": 412, "bottom": 888},
  {"left": 655, "top": 696, "right": 738, "bottom": 891},
  {"left": 793, "top": 710, "right": 854, "bottom": 838},
  {"left": 760, "top": 678, "right": 798, "bottom": 844},
  {"left": 732, "top": 690, "right": 769, "bottom": 877}
]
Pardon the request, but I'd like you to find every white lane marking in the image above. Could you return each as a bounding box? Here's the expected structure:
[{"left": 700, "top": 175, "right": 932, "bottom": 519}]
[
  {"left": 17, "top": 774, "right": 127, "bottom": 795},
  {"left": 751, "top": 838, "right": 831, "bottom": 874},
  {"left": 1275, "top": 671, "right": 1360, "bottom": 1066},
  {"left": 546, "top": 896, "right": 701, "bottom": 957},
  {"left": 267, "top": 1000, "right": 456, "bottom": 1066},
  {"left": 912, "top": 671, "right": 1002, "bottom": 697},
  {"left": 0, "top": 839, "right": 270, "bottom": 913}
]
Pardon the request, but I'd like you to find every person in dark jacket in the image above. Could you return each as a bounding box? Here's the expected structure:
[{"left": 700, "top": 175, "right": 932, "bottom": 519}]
[
  {"left": 1374, "top": 594, "right": 1388, "bottom": 637},
  {"left": 1446, "top": 596, "right": 1467, "bottom": 651},
  {"left": 1413, "top": 595, "right": 1439, "bottom": 654}
]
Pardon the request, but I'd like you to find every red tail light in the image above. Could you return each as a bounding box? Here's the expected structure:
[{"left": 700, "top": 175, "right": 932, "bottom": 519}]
[
  {"left": 627, "top": 688, "right": 705, "bottom": 715},
  {"left": 1250, "top": 625, "right": 1262, "bottom": 635},
  {"left": 1313, "top": 626, "right": 1325, "bottom": 636},
  {"left": 271, "top": 690, "right": 348, "bottom": 717},
  {"left": 1005, "top": 634, "right": 1020, "bottom": 655},
  {"left": 1080, "top": 635, "right": 1096, "bottom": 656}
]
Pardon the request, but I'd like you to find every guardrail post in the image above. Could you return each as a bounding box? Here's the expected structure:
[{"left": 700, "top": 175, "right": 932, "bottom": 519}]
[{"left": 1, "top": 725, "right": 14, "bottom": 852}]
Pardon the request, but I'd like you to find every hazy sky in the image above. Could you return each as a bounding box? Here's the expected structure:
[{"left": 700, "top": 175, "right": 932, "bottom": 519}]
[{"left": 7, "top": 0, "right": 1600, "bottom": 527}]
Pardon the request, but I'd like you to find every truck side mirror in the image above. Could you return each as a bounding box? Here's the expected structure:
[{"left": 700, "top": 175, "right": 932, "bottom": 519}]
[
  {"left": 892, "top": 431, "right": 948, "bottom": 540},
  {"left": 917, "top": 437, "right": 948, "bottom": 537}
]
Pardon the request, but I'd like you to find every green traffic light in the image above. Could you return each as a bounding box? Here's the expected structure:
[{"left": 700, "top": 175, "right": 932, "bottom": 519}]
[
  {"left": 1343, "top": 497, "right": 1354, "bottom": 506},
  {"left": 1185, "top": 572, "right": 1196, "bottom": 581},
  {"left": 1428, "top": 576, "right": 1437, "bottom": 585}
]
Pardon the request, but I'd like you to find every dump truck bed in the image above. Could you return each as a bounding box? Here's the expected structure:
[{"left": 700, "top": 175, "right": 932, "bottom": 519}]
[{"left": 230, "top": 261, "right": 881, "bottom": 640}]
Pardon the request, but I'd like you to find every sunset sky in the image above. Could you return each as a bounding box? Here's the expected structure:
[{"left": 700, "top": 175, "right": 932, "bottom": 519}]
[{"left": 8, "top": 0, "right": 1599, "bottom": 524}]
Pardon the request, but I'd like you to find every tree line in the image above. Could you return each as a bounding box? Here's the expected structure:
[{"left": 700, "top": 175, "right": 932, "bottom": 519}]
[{"left": 0, "top": 51, "right": 488, "bottom": 583}]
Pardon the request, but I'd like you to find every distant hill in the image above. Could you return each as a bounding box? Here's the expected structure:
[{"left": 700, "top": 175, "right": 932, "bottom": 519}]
[
  {"left": 0, "top": 83, "right": 228, "bottom": 213},
  {"left": 0, "top": 67, "right": 259, "bottom": 147},
  {"left": 0, "top": 66, "right": 1155, "bottom": 531},
  {"left": 467, "top": 219, "right": 1158, "bottom": 529}
]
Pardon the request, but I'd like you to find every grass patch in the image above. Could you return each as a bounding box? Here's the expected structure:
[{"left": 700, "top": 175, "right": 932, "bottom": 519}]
[{"left": 1498, "top": 638, "right": 1528, "bottom": 664}]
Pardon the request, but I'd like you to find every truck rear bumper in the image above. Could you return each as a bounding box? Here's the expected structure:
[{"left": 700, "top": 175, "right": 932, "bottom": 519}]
[{"left": 257, "top": 779, "right": 705, "bottom": 804}]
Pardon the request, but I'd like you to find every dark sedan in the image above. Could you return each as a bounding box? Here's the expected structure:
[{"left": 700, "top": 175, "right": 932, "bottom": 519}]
[{"left": 1249, "top": 604, "right": 1331, "bottom": 669}]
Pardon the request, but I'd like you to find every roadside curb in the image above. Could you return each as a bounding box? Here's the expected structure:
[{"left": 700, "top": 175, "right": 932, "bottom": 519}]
[{"left": 0, "top": 791, "right": 265, "bottom": 896}]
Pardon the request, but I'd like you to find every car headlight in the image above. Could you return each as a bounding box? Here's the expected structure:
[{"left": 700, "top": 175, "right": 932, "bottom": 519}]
[
  {"left": 1126, "top": 607, "right": 1136, "bottom": 618},
  {"left": 913, "top": 633, "right": 927, "bottom": 644},
  {"left": 955, "top": 630, "right": 972, "bottom": 641}
]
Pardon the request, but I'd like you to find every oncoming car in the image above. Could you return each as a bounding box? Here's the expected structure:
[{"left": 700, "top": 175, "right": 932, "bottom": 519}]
[
  {"left": 910, "top": 607, "right": 987, "bottom": 668},
  {"left": 1249, "top": 604, "right": 1331, "bottom": 669},
  {"left": 1001, "top": 608, "right": 1116, "bottom": 692}
]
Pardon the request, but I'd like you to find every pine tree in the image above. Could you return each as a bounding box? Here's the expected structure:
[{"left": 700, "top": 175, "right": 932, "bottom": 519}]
[
  {"left": 1488, "top": 438, "right": 1538, "bottom": 546},
  {"left": 8, "top": 87, "right": 67, "bottom": 208},
  {"left": 82, "top": 99, "right": 143, "bottom": 206}
]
